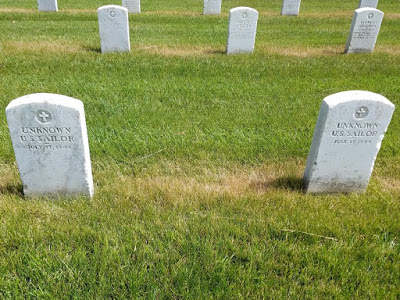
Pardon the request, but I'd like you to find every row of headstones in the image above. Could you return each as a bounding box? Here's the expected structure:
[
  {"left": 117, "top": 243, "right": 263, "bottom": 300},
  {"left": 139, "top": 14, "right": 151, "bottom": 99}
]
[
  {"left": 98, "top": 5, "right": 384, "bottom": 55},
  {"left": 37, "top": 0, "right": 141, "bottom": 13},
  {"left": 37, "top": 0, "right": 379, "bottom": 15},
  {"left": 5, "top": 91, "right": 394, "bottom": 198},
  {"left": 281, "top": 0, "right": 378, "bottom": 16},
  {"left": 97, "top": 5, "right": 260, "bottom": 54},
  {"left": 33, "top": 0, "right": 385, "bottom": 54}
]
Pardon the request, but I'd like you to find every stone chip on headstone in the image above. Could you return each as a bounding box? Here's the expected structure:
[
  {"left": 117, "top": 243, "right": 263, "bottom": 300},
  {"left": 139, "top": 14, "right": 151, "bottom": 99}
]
[
  {"left": 358, "top": 0, "right": 379, "bottom": 9},
  {"left": 345, "top": 7, "right": 383, "bottom": 54},
  {"left": 226, "top": 7, "right": 258, "bottom": 55},
  {"left": 281, "top": 0, "right": 301, "bottom": 16},
  {"left": 98, "top": 5, "right": 130, "bottom": 53},
  {"left": 38, "top": 0, "right": 58, "bottom": 12},
  {"left": 122, "top": 0, "right": 141, "bottom": 14},
  {"left": 203, "top": 0, "right": 222, "bottom": 15},
  {"left": 6, "top": 93, "right": 94, "bottom": 198},
  {"left": 303, "top": 90, "right": 395, "bottom": 194}
]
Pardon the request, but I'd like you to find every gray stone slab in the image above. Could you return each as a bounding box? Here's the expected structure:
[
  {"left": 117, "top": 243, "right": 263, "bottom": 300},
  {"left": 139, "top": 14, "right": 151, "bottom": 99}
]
[
  {"left": 122, "top": 0, "right": 141, "bottom": 14},
  {"left": 281, "top": 0, "right": 301, "bottom": 16},
  {"left": 6, "top": 93, "right": 94, "bottom": 198},
  {"left": 98, "top": 5, "right": 130, "bottom": 53},
  {"left": 303, "top": 90, "right": 394, "bottom": 194},
  {"left": 345, "top": 8, "right": 383, "bottom": 54},
  {"left": 358, "top": 0, "right": 378, "bottom": 9},
  {"left": 226, "top": 7, "right": 258, "bottom": 55},
  {"left": 38, "top": 0, "right": 58, "bottom": 12},
  {"left": 203, "top": 0, "right": 222, "bottom": 15}
]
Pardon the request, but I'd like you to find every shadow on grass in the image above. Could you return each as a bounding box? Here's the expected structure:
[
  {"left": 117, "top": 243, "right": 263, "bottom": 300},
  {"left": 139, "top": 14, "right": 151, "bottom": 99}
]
[
  {"left": 205, "top": 49, "right": 226, "bottom": 55},
  {"left": 251, "top": 176, "right": 304, "bottom": 192},
  {"left": 0, "top": 183, "right": 24, "bottom": 197},
  {"left": 85, "top": 46, "right": 102, "bottom": 53},
  {"left": 271, "top": 176, "right": 304, "bottom": 191}
]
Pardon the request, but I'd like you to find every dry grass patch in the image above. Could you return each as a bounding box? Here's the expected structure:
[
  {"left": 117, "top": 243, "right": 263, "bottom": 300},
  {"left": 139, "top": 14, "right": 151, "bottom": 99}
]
[
  {"left": 376, "top": 177, "right": 400, "bottom": 193},
  {"left": 375, "top": 44, "right": 400, "bottom": 55},
  {"left": 259, "top": 44, "right": 400, "bottom": 57},
  {"left": 0, "top": 8, "right": 36, "bottom": 14},
  {"left": 138, "top": 45, "right": 224, "bottom": 56},
  {"left": 144, "top": 10, "right": 207, "bottom": 17},
  {"left": 3, "top": 40, "right": 85, "bottom": 54},
  {"left": 385, "top": 13, "right": 400, "bottom": 20},
  {"left": 302, "top": 11, "right": 353, "bottom": 18},
  {"left": 257, "top": 11, "right": 280, "bottom": 17},
  {"left": 62, "top": 9, "right": 97, "bottom": 14},
  {"left": 96, "top": 160, "right": 306, "bottom": 205},
  {"left": 259, "top": 44, "right": 344, "bottom": 57}
]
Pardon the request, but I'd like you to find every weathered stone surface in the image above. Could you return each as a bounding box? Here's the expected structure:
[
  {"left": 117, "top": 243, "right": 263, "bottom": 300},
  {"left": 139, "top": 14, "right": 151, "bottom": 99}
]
[
  {"left": 345, "top": 8, "right": 383, "bottom": 54},
  {"left": 281, "top": 0, "right": 301, "bottom": 16},
  {"left": 203, "top": 0, "right": 222, "bottom": 15},
  {"left": 6, "top": 93, "right": 94, "bottom": 198},
  {"left": 226, "top": 7, "right": 258, "bottom": 54},
  {"left": 358, "top": 0, "right": 379, "bottom": 9},
  {"left": 122, "top": 0, "right": 141, "bottom": 14},
  {"left": 38, "top": 0, "right": 58, "bottom": 12},
  {"left": 98, "top": 5, "right": 130, "bottom": 53},
  {"left": 303, "top": 90, "right": 394, "bottom": 194}
]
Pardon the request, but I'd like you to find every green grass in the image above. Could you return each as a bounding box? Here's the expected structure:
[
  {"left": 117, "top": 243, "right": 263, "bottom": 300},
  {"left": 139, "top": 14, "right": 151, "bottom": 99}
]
[{"left": 0, "top": 0, "right": 400, "bottom": 298}]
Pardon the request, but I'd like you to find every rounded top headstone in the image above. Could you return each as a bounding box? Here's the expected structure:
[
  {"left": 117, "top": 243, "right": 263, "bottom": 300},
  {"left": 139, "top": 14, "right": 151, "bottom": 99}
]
[
  {"left": 97, "top": 5, "right": 128, "bottom": 14},
  {"left": 229, "top": 6, "right": 258, "bottom": 16},
  {"left": 6, "top": 93, "right": 84, "bottom": 112},
  {"left": 323, "top": 90, "right": 394, "bottom": 108}
]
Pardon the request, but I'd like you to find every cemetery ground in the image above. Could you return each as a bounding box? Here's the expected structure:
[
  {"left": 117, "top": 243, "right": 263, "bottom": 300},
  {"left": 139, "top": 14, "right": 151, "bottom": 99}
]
[{"left": 0, "top": 0, "right": 400, "bottom": 297}]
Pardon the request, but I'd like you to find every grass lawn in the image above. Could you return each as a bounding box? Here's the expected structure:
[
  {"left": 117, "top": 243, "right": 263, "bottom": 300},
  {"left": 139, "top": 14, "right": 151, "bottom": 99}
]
[{"left": 0, "top": 0, "right": 399, "bottom": 298}]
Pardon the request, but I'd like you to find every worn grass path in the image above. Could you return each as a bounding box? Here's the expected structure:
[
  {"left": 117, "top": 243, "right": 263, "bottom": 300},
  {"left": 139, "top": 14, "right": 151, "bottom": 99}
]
[{"left": 0, "top": 0, "right": 399, "bottom": 298}]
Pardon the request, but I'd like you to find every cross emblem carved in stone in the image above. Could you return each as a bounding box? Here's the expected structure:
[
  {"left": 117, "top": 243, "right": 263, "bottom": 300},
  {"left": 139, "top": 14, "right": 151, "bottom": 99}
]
[
  {"left": 36, "top": 110, "right": 52, "bottom": 123},
  {"left": 355, "top": 106, "right": 369, "bottom": 119}
]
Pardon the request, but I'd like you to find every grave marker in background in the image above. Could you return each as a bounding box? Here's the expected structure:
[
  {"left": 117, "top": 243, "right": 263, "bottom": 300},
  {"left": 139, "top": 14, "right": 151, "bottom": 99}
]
[
  {"left": 345, "top": 8, "right": 383, "bottom": 54},
  {"left": 226, "top": 7, "right": 258, "bottom": 54},
  {"left": 6, "top": 93, "right": 94, "bottom": 198},
  {"left": 303, "top": 90, "right": 394, "bottom": 194},
  {"left": 203, "top": 0, "right": 222, "bottom": 15},
  {"left": 98, "top": 5, "right": 130, "bottom": 53},
  {"left": 281, "top": 0, "right": 301, "bottom": 16},
  {"left": 122, "top": 0, "right": 141, "bottom": 14},
  {"left": 38, "top": 0, "right": 58, "bottom": 12},
  {"left": 358, "top": 0, "right": 378, "bottom": 9}
]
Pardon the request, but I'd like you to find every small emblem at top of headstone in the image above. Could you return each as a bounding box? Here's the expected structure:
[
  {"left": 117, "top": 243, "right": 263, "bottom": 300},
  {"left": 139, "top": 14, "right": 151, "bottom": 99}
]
[
  {"left": 355, "top": 106, "right": 369, "bottom": 119},
  {"left": 36, "top": 110, "right": 52, "bottom": 123},
  {"left": 242, "top": 12, "right": 248, "bottom": 18},
  {"left": 368, "top": 13, "right": 374, "bottom": 19},
  {"left": 110, "top": 11, "right": 116, "bottom": 17}
]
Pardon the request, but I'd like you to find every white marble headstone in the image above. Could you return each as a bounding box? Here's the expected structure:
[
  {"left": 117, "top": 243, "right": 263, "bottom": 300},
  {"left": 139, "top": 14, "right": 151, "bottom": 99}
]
[
  {"left": 98, "top": 5, "right": 130, "bottom": 53},
  {"left": 303, "top": 91, "right": 395, "bottom": 194},
  {"left": 281, "top": 0, "right": 301, "bottom": 16},
  {"left": 345, "top": 8, "right": 383, "bottom": 54},
  {"left": 38, "top": 0, "right": 58, "bottom": 12},
  {"left": 226, "top": 7, "right": 258, "bottom": 55},
  {"left": 6, "top": 93, "right": 94, "bottom": 198},
  {"left": 358, "top": 0, "right": 379, "bottom": 9},
  {"left": 122, "top": 0, "right": 141, "bottom": 14},
  {"left": 203, "top": 0, "right": 222, "bottom": 15}
]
